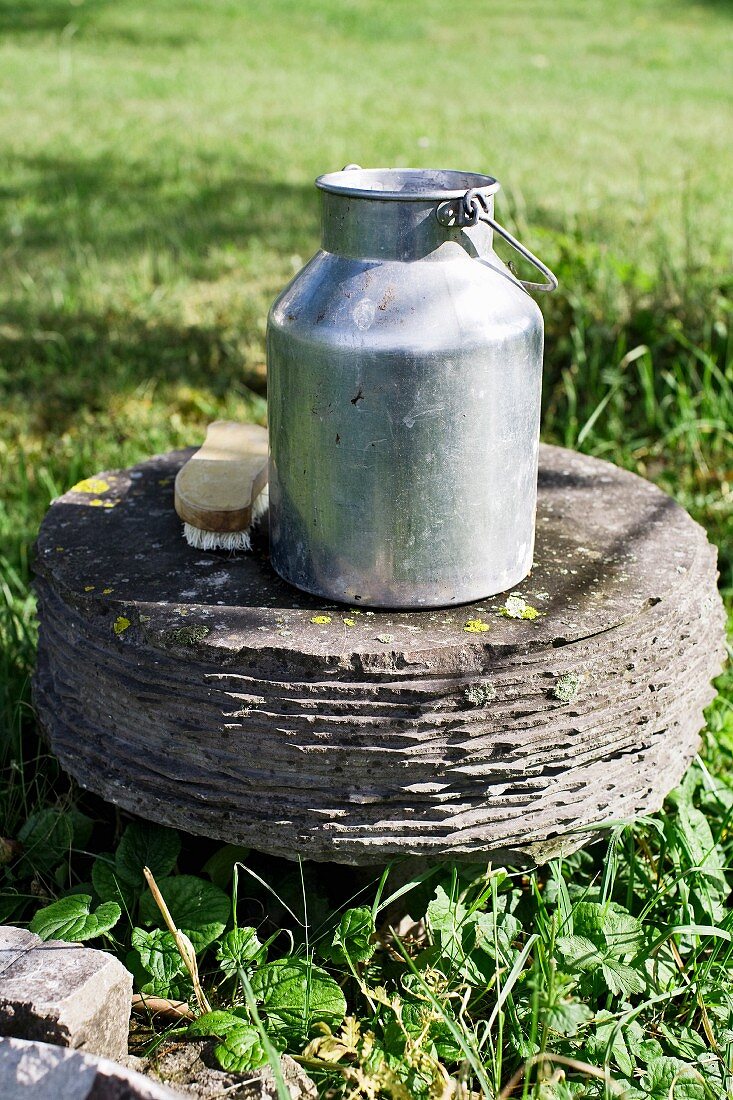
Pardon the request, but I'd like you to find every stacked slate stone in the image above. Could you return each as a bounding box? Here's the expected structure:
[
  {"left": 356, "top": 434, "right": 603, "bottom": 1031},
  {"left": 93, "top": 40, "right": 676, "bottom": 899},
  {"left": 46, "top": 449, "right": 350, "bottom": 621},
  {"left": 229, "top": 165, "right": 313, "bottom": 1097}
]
[{"left": 33, "top": 445, "right": 726, "bottom": 865}]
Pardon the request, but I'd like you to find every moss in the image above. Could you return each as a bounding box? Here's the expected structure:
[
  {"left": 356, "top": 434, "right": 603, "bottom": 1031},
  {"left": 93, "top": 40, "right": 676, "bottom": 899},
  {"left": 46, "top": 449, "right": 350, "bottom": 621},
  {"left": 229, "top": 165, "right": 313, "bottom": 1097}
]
[
  {"left": 162, "top": 624, "right": 211, "bottom": 646},
  {"left": 70, "top": 477, "right": 110, "bottom": 494},
  {"left": 499, "top": 595, "right": 542, "bottom": 621},
  {"left": 552, "top": 672, "right": 583, "bottom": 704},
  {"left": 464, "top": 618, "right": 490, "bottom": 633},
  {"left": 462, "top": 681, "right": 497, "bottom": 708}
]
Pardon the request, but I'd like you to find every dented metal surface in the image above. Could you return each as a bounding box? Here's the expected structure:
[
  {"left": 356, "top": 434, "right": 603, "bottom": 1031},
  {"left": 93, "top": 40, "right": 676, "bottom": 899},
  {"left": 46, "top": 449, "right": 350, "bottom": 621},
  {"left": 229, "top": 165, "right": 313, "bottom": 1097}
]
[{"left": 267, "top": 167, "right": 552, "bottom": 608}]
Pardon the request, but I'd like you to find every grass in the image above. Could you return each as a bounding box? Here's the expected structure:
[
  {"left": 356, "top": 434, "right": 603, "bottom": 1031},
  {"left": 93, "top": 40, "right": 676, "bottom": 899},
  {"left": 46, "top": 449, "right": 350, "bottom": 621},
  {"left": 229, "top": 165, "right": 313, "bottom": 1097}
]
[{"left": 0, "top": 0, "right": 732, "bottom": 1095}]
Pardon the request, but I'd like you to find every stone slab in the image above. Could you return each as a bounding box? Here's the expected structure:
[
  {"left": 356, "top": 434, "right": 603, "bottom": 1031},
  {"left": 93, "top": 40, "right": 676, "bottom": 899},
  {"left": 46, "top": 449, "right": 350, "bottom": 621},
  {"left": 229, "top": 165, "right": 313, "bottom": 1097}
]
[
  {"left": 34, "top": 444, "right": 705, "bottom": 665},
  {"left": 0, "top": 928, "right": 38, "bottom": 977},
  {"left": 32, "top": 445, "right": 726, "bottom": 863},
  {"left": 0, "top": 928, "right": 132, "bottom": 1061},
  {"left": 0, "top": 1037, "right": 181, "bottom": 1099}
]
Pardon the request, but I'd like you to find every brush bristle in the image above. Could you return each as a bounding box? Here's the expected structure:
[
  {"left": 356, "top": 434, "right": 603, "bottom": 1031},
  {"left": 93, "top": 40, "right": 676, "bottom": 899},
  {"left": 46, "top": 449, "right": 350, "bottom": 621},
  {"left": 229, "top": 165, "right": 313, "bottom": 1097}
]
[
  {"left": 182, "top": 485, "right": 269, "bottom": 552},
  {"left": 251, "top": 485, "right": 269, "bottom": 523}
]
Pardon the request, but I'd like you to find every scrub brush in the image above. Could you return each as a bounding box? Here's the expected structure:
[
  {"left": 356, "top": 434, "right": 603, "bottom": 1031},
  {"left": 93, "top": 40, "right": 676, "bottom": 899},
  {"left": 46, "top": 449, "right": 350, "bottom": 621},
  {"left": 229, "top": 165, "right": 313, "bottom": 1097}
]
[{"left": 174, "top": 421, "right": 269, "bottom": 551}]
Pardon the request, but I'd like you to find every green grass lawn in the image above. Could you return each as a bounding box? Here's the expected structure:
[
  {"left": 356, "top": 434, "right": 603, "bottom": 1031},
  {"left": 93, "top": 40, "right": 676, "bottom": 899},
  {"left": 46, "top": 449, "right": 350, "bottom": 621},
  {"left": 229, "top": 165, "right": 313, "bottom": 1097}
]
[{"left": 1, "top": 1, "right": 732, "bottom": 1096}]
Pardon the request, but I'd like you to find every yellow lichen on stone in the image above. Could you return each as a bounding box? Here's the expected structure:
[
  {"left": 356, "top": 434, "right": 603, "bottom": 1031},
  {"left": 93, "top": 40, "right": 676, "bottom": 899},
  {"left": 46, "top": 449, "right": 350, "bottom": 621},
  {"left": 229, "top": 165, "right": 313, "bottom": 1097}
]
[
  {"left": 83, "top": 585, "right": 95, "bottom": 592},
  {"left": 343, "top": 617, "right": 356, "bottom": 627},
  {"left": 499, "top": 595, "right": 542, "bottom": 621},
  {"left": 310, "top": 615, "right": 332, "bottom": 625},
  {"left": 102, "top": 587, "right": 114, "bottom": 595},
  {"left": 464, "top": 618, "right": 491, "bottom": 633},
  {"left": 71, "top": 477, "right": 110, "bottom": 494},
  {"left": 113, "top": 616, "right": 131, "bottom": 635}
]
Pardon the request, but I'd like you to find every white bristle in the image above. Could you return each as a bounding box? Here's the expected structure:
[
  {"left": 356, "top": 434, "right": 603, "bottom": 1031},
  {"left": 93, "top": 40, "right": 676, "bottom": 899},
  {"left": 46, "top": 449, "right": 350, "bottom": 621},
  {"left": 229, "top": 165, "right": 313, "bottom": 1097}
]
[
  {"left": 183, "top": 525, "right": 253, "bottom": 551},
  {"left": 251, "top": 484, "right": 270, "bottom": 522},
  {"left": 182, "top": 485, "right": 269, "bottom": 552}
]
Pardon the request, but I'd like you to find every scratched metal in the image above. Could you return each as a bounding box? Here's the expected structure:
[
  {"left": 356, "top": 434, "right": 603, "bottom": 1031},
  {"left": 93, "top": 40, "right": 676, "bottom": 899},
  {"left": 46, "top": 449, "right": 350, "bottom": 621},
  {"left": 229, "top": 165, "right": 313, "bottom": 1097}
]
[{"left": 267, "top": 168, "right": 551, "bottom": 608}]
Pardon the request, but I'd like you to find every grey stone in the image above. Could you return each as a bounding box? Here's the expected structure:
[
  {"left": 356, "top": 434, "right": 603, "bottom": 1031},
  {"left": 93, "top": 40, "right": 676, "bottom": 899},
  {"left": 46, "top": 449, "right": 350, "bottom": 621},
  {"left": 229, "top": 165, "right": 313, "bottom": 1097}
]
[
  {"left": 32, "top": 444, "right": 726, "bottom": 864},
  {"left": 0, "top": 928, "right": 133, "bottom": 1061},
  {"left": 0, "top": 928, "right": 37, "bottom": 976},
  {"left": 0, "top": 1037, "right": 182, "bottom": 1099}
]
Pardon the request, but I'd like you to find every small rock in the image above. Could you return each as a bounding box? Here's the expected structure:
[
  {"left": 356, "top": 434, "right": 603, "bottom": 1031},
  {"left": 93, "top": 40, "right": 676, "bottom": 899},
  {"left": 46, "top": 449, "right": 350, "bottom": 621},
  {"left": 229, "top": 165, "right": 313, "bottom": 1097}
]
[
  {"left": 0, "top": 926, "right": 132, "bottom": 1061},
  {"left": 0, "top": 1036, "right": 182, "bottom": 1099}
]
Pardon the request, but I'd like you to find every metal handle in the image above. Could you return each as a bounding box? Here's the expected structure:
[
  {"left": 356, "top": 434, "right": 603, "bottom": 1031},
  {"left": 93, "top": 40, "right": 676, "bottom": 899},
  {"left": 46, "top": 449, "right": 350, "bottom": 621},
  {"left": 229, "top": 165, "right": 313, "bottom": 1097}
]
[{"left": 437, "top": 188, "right": 558, "bottom": 294}]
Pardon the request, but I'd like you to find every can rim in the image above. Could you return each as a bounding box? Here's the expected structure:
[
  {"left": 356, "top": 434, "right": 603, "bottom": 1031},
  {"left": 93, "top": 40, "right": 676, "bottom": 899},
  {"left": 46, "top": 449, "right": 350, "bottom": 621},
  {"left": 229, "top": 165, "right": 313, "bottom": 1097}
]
[{"left": 316, "top": 167, "right": 501, "bottom": 202}]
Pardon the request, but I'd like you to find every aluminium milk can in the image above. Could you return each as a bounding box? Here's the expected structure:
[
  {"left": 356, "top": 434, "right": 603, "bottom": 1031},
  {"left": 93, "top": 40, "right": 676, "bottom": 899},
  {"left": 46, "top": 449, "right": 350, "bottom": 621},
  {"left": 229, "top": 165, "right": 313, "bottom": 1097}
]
[{"left": 267, "top": 167, "right": 557, "bottom": 609}]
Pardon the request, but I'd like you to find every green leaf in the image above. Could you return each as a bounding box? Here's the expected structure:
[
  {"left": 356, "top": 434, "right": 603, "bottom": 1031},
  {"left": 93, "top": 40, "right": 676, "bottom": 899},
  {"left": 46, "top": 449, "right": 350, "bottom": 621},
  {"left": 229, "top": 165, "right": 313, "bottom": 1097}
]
[
  {"left": 589, "top": 1020, "right": 635, "bottom": 1076},
  {"left": 544, "top": 996, "right": 593, "bottom": 1038},
  {"left": 635, "top": 1039, "right": 664, "bottom": 1065},
  {"left": 115, "top": 822, "right": 181, "bottom": 888},
  {"left": 216, "top": 926, "right": 265, "bottom": 979},
  {"left": 556, "top": 934, "right": 604, "bottom": 970},
  {"left": 676, "top": 802, "right": 728, "bottom": 895},
  {"left": 641, "top": 1056, "right": 707, "bottom": 1099},
  {"left": 139, "top": 874, "right": 229, "bottom": 951},
  {"left": 140, "top": 974, "right": 193, "bottom": 1002},
  {"left": 249, "top": 957, "right": 346, "bottom": 1038},
  {"left": 125, "top": 947, "right": 151, "bottom": 991},
  {"left": 426, "top": 883, "right": 468, "bottom": 939},
  {"left": 214, "top": 1025, "right": 268, "bottom": 1074},
  {"left": 203, "top": 844, "right": 249, "bottom": 889},
  {"left": 599, "top": 903, "right": 644, "bottom": 957},
  {"left": 30, "top": 894, "right": 121, "bottom": 942},
  {"left": 0, "top": 890, "right": 24, "bottom": 923},
  {"left": 601, "top": 956, "right": 645, "bottom": 998},
  {"left": 474, "top": 908, "right": 521, "bottom": 958},
  {"left": 428, "top": 1017, "right": 464, "bottom": 1063},
  {"left": 187, "top": 1009, "right": 248, "bottom": 1038},
  {"left": 69, "top": 810, "right": 94, "bottom": 850},
  {"left": 533, "top": 1081, "right": 580, "bottom": 1100},
  {"left": 320, "top": 906, "right": 376, "bottom": 964},
  {"left": 131, "top": 927, "right": 186, "bottom": 991},
  {"left": 572, "top": 900, "right": 642, "bottom": 957},
  {"left": 92, "top": 856, "right": 138, "bottom": 911},
  {"left": 17, "top": 810, "right": 74, "bottom": 875},
  {"left": 424, "top": 884, "right": 483, "bottom": 979}
]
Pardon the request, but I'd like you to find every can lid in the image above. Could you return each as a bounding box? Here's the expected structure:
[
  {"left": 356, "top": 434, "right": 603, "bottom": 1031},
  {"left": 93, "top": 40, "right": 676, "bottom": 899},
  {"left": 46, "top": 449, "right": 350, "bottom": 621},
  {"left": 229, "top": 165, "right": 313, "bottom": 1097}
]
[{"left": 316, "top": 167, "right": 500, "bottom": 201}]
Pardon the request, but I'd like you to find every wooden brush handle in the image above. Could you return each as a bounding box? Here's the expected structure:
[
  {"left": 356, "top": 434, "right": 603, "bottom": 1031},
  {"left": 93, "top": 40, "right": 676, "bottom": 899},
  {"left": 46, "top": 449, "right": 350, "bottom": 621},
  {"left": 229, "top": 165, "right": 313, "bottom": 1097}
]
[{"left": 174, "top": 421, "right": 268, "bottom": 532}]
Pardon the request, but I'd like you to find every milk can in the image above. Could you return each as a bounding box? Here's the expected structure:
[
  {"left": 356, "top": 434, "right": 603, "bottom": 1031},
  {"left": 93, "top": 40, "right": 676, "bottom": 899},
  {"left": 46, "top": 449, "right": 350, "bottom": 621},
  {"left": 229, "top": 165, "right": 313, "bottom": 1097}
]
[{"left": 267, "top": 167, "right": 557, "bottom": 609}]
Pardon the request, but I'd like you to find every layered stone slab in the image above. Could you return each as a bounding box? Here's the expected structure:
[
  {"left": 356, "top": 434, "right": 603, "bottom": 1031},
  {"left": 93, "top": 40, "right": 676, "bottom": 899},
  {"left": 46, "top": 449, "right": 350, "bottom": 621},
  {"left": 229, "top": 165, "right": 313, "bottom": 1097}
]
[{"left": 32, "top": 445, "right": 726, "bottom": 864}]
